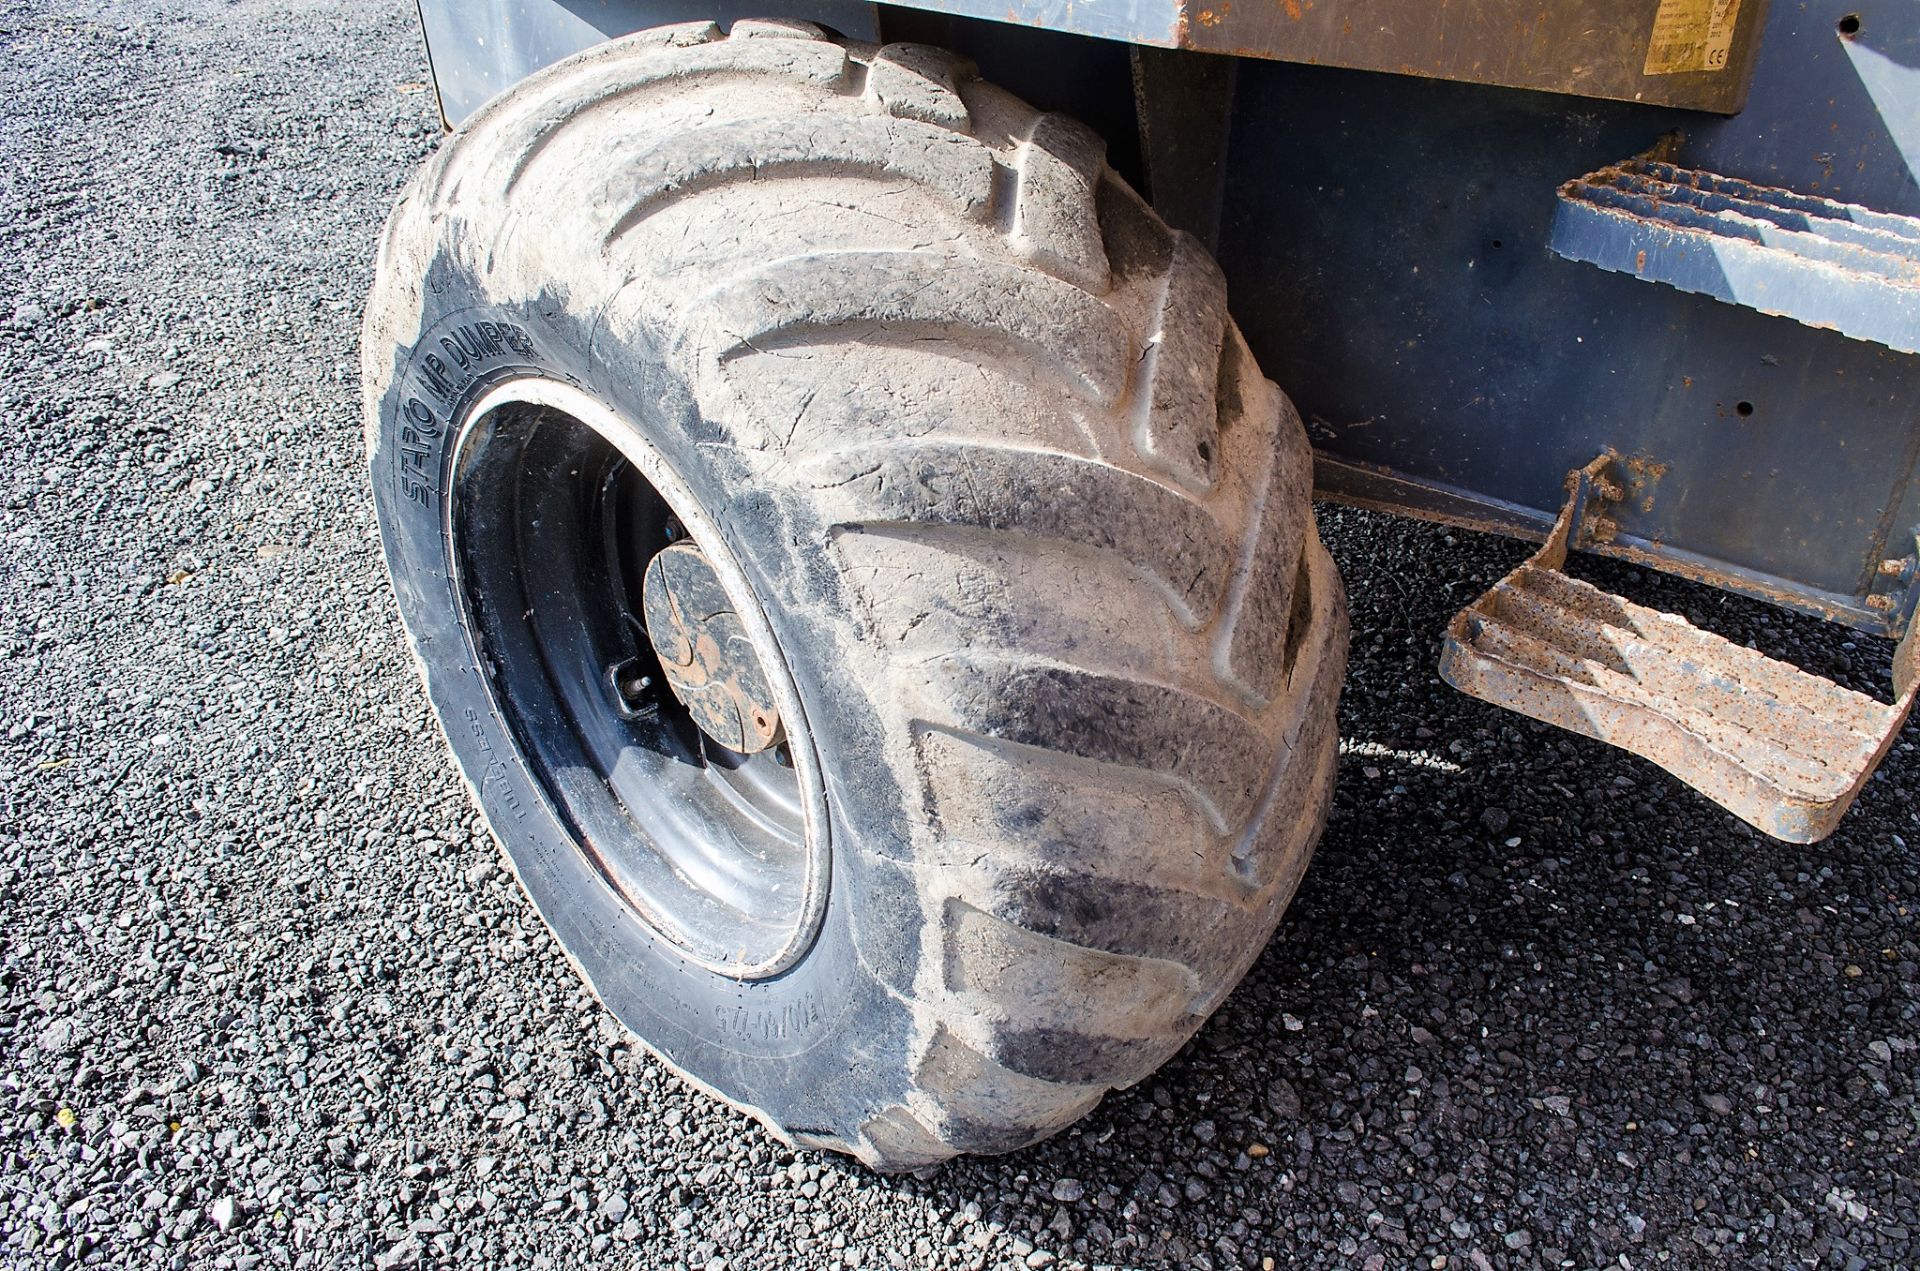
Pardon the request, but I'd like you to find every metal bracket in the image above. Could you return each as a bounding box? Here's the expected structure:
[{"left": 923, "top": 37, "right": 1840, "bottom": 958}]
[
  {"left": 1533, "top": 451, "right": 1626, "bottom": 571},
  {"left": 1129, "top": 44, "right": 1236, "bottom": 254}
]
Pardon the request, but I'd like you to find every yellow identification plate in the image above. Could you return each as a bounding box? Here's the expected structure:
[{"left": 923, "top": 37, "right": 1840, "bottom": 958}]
[{"left": 1643, "top": 0, "right": 1743, "bottom": 75}]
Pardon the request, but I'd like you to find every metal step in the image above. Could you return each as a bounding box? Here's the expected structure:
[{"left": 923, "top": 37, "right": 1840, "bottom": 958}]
[
  {"left": 1550, "top": 158, "right": 1920, "bottom": 355},
  {"left": 1440, "top": 456, "right": 1918, "bottom": 844}
]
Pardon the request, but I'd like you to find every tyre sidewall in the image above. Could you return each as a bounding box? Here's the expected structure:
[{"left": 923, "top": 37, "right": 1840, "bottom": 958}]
[{"left": 367, "top": 256, "right": 915, "bottom": 1141}]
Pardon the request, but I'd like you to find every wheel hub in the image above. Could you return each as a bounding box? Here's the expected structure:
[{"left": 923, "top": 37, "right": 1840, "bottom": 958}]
[{"left": 642, "top": 541, "right": 784, "bottom": 754}]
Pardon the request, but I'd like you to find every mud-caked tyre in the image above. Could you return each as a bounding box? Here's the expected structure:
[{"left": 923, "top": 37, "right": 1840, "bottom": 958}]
[{"left": 362, "top": 17, "right": 1347, "bottom": 1170}]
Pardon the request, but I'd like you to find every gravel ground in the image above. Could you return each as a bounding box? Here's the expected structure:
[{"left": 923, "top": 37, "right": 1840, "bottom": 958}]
[{"left": 3, "top": 3, "right": 1918, "bottom": 1268}]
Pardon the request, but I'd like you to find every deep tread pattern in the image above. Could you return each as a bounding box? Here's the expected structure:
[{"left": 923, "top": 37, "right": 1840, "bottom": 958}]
[
  {"left": 925, "top": 859, "right": 1244, "bottom": 972},
  {"left": 913, "top": 659, "right": 1278, "bottom": 833},
  {"left": 909, "top": 724, "right": 1251, "bottom": 901},
  {"left": 715, "top": 344, "right": 1110, "bottom": 457},
  {"left": 903, "top": 1026, "right": 1104, "bottom": 1148},
  {"left": 832, "top": 522, "right": 1186, "bottom": 684},
  {"left": 367, "top": 20, "right": 1345, "bottom": 1171},
  {"left": 1214, "top": 332, "right": 1317, "bottom": 707},
  {"left": 444, "top": 36, "right": 847, "bottom": 204},
  {"left": 942, "top": 898, "right": 1200, "bottom": 1029}
]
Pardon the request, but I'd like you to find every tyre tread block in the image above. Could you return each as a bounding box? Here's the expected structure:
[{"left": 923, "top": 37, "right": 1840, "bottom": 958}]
[
  {"left": 1011, "top": 113, "right": 1112, "bottom": 292},
  {"left": 730, "top": 17, "right": 830, "bottom": 39},
  {"left": 597, "top": 117, "right": 995, "bottom": 248},
  {"left": 921, "top": 658, "right": 1277, "bottom": 833},
  {"left": 692, "top": 252, "right": 1122, "bottom": 403},
  {"left": 940, "top": 898, "right": 1198, "bottom": 1036},
  {"left": 867, "top": 43, "right": 975, "bottom": 127},
  {"left": 1135, "top": 232, "right": 1228, "bottom": 489},
  {"left": 812, "top": 446, "right": 1227, "bottom": 622},
  {"left": 1217, "top": 360, "right": 1317, "bottom": 705},
  {"left": 450, "top": 37, "right": 849, "bottom": 204}
]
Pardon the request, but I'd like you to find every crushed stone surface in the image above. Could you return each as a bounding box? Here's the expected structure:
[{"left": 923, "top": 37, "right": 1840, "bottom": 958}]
[{"left": 2, "top": 3, "right": 1916, "bottom": 1267}]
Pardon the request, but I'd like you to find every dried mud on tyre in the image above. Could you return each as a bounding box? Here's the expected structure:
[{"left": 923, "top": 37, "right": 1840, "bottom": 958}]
[{"left": 362, "top": 17, "right": 1347, "bottom": 1170}]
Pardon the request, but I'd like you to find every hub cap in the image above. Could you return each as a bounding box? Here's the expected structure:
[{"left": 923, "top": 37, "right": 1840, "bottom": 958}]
[{"left": 642, "top": 542, "right": 784, "bottom": 755}]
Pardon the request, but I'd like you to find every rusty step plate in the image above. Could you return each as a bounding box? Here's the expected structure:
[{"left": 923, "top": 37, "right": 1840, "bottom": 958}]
[{"left": 1440, "top": 456, "right": 1918, "bottom": 844}]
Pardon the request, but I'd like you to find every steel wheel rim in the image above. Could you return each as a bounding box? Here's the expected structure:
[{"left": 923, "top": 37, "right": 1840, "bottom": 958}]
[{"left": 446, "top": 378, "right": 830, "bottom": 978}]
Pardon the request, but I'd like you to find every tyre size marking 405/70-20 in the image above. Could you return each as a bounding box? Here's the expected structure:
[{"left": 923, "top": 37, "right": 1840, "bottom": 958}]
[
  {"left": 392, "top": 316, "right": 541, "bottom": 507},
  {"left": 462, "top": 705, "right": 530, "bottom": 829}
]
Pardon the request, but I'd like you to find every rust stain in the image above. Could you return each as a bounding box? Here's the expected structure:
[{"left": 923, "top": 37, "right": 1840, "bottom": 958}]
[
  {"left": 1281, "top": 0, "right": 1303, "bottom": 19},
  {"left": 1621, "top": 453, "right": 1670, "bottom": 482}
]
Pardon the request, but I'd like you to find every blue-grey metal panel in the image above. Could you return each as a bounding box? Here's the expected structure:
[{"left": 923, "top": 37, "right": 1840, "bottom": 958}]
[
  {"left": 1218, "top": 0, "right": 1920, "bottom": 636},
  {"left": 1688, "top": 2, "right": 1920, "bottom": 215},
  {"left": 417, "top": 1, "right": 881, "bottom": 125}
]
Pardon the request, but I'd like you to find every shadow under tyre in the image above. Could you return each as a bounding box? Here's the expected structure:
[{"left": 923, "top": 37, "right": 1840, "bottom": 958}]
[{"left": 361, "top": 18, "right": 1347, "bottom": 1170}]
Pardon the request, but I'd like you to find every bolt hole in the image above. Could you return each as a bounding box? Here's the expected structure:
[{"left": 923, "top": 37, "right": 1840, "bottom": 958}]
[
  {"left": 1491, "top": 238, "right": 1504, "bottom": 250},
  {"left": 1838, "top": 13, "right": 1861, "bottom": 35},
  {"left": 1735, "top": 400, "right": 1755, "bottom": 417}
]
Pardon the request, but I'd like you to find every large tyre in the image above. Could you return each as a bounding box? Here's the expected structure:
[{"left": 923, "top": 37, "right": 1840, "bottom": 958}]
[{"left": 362, "top": 18, "right": 1346, "bottom": 1170}]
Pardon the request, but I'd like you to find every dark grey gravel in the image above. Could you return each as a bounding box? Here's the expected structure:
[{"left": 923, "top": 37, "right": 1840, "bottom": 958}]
[{"left": 3, "top": 2, "right": 1918, "bottom": 1269}]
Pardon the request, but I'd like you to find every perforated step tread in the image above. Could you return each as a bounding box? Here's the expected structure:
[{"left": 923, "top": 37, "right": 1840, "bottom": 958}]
[
  {"left": 1441, "top": 563, "right": 1903, "bottom": 843},
  {"left": 1551, "top": 158, "right": 1920, "bottom": 354}
]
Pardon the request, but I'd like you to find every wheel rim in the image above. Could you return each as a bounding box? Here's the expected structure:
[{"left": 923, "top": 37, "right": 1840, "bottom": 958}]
[{"left": 447, "top": 378, "right": 829, "bottom": 978}]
